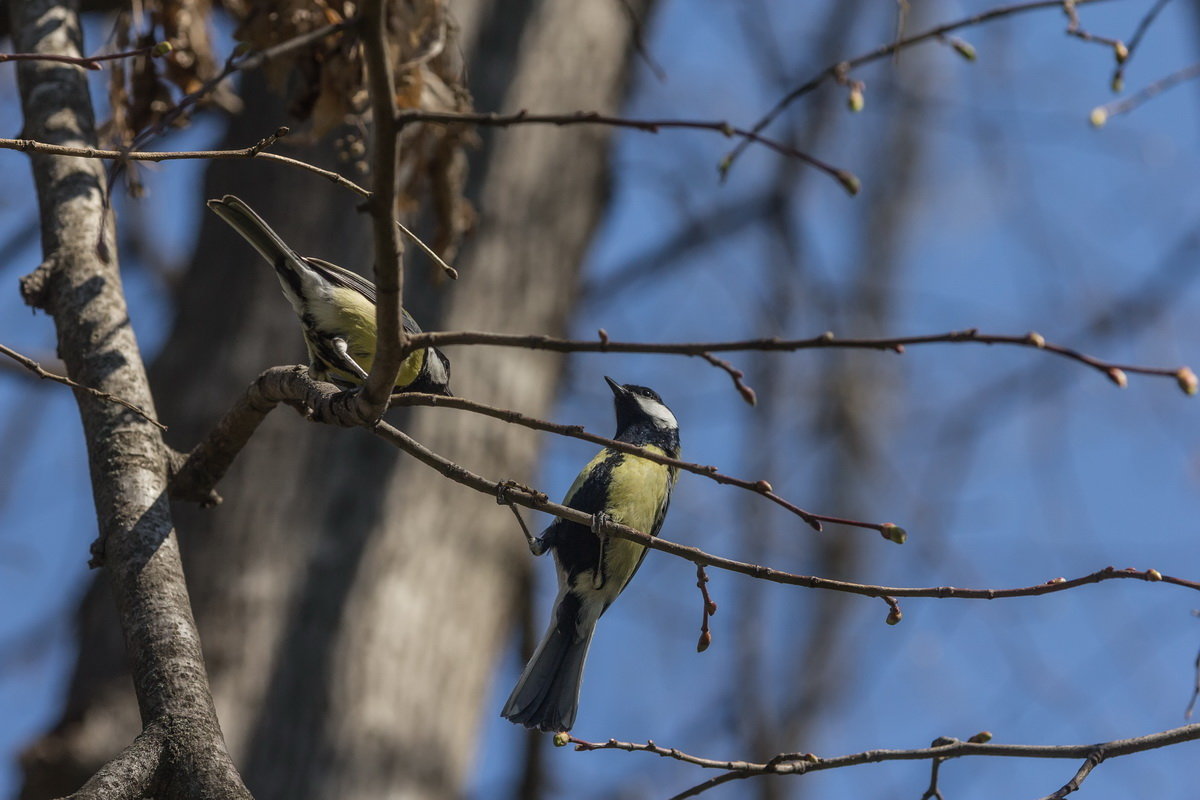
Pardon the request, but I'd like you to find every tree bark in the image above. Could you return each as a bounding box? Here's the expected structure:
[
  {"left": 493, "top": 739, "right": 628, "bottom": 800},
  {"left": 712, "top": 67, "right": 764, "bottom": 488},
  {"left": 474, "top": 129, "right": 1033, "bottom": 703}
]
[
  {"left": 10, "top": 1, "right": 247, "bottom": 798},
  {"left": 19, "top": 1, "right": 653, "bottom": 798}
]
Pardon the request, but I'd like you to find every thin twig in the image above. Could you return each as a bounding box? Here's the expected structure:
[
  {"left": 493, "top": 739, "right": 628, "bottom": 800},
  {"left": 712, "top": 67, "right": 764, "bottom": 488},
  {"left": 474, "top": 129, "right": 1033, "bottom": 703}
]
[
  {"left": 1091, "top": 60, "right": 1200, "bottom": 126},
  {"left": 562, "top": 722, "right": 1200, "bottom": 800},
  {"left": 0, "top": 42, "right": 163, "bottom": 70},
  {"left": 695, "top": 564, "right": 716, "bottom": 652},
  {"left": 0, "top": 342, "right": 165, "bottom": 430},
  {"left": 387, "top": 391, "right": 893, "bottom": 536},
  {"left": 699, "top": 352, "right": 756, "bottom": 405},
  {"left": 0, "top": 135, "right": 459, "bottom": 279},
  {"left": 723, "top": 0, "right": 1114, "bottom": 174},
  {"left": 394, "top": 108, "right": 860, "bottom": 195},
  {"left": 1111, "top": 0, "right": 1173, "bottom": 90},
  {"left": 404, "top": 327, "right": 1194, "bottom": 393}
]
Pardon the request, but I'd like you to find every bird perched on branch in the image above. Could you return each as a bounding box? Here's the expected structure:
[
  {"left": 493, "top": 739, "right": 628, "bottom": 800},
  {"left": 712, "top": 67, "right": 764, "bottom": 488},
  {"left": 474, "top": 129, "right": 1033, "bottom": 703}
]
[
  {"left": 207, "top": 194, "right": 451, "bottom": 395},
  {"left": 502, "top": 377, "right": 680, "bottom": 732}
]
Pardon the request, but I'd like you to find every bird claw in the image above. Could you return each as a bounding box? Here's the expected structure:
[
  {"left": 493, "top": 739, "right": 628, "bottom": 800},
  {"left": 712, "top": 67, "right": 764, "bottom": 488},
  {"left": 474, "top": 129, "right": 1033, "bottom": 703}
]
[{"left": 498, "top": 480, "right": 548, "bottom": 556}]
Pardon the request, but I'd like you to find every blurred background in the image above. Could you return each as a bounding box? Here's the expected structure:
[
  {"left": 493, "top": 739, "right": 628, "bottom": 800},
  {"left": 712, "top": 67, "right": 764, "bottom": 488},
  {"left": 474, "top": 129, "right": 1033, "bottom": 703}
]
[{"left": 1, "top": 1, "right": 1198, "bottom": 798}]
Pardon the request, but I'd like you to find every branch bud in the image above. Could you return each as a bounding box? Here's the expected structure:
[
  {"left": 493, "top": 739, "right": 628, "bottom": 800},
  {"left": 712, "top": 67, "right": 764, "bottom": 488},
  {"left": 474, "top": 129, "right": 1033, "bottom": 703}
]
[
  {"left": 847, "top": 85, "right": 865, "bottom": 113},
  {"left": 1026, "top": 331, "right": 1046, "bottom": 349},
  {"left": 1146, "top": 568, "right": 1163, "bottom": 582},
  {"left": 836, "top": 170, "right": 861, "bottom": 196},
  {"left": 1113, "top": 41, "right": 1129, "bottom": 63},
  {"left": 1106, "top": 367, "right": 1128, "bottom": 388},
  {"left": 153, "top": 41, "right": 173, "bottom": 57},
  {"left": 754, "top": 479, "right": 773, "bottom": 493},
  {"left": 886, "top": 608, "right": 903, "bottom": 625},
  {"left": 1089, "top": 107, "right": 1108, "bottom": 128},
  {"left": 1111, "top": 74, "right": 1124, "bottom": 94},
  {"left": 881, "top": 523, "right": 907, "bottom": 545},
  {"left": 553, "top": 732, "right": 570, "bottom": 747},
  {"left": 697, "top": 631, "right": 712, "bottom": 652},
  {"left": 968, "top": 731, "right": 993, "bottom": 744},
  {"left": 949, "top": 38, "right": 976, "bottom": 61},
  {"left": 1176, "top": 367, "right": 1197, "bottom": 396}
]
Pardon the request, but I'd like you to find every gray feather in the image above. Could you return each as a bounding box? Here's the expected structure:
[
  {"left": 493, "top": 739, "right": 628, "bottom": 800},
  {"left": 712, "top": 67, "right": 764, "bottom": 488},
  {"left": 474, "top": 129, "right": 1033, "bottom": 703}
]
[{"left": 501, "top": 603, "right": 596, "bottom": 733}]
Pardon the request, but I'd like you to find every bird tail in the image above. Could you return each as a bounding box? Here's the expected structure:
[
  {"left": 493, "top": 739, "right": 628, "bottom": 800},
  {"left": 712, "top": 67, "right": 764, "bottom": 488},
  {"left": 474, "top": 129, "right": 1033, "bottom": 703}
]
[
  {"left": 207, "top": 194, "right": 302, "bottom": 268},
  {"left": 501, "top": 593, "right": 596, "bottom": 732}
]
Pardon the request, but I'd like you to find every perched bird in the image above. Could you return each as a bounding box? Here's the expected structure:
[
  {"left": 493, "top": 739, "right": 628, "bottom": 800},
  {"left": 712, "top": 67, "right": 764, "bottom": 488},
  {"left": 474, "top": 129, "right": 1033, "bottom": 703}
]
[
  {"left": 502, "top": 377, "right": 680, "bottom": 732},
  {"left": 207, "top": 194, "right": 451, "bottom": 394}
]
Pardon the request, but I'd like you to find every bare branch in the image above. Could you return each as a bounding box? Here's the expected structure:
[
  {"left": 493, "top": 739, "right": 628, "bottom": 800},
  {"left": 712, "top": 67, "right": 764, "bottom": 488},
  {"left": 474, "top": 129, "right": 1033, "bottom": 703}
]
[
  {"left": 1, "top": 341, "right": 165, "bottom": 429},
  {"left": 0, "top": 41, "right": 164, "bottom": 69},
  {"left": 1091, "top": 61, "right": 1200, "bottom": 127},
  {"left": 406, "top": 327, "right": 1194, "bottom": 393},
  {"left": 562, "top": 722, "right": 1200, "bottom": 800},
  {"left": 724, "top": 0, "right": 1115, "bottom": 174},
  {"left": 394, "top": 108, "right": 860, "bottom": 194},
  {"left": 356, "top": 0, "right": 406, "bottom": 419},
  {"left": 1110, "top": 0, "right": 1173, "bottom": 91}
]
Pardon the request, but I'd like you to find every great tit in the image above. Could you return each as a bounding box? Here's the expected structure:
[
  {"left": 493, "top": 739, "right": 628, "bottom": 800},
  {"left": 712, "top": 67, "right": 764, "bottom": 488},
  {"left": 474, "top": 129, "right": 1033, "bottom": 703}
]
[
  {"left": 502, "top": 377, "right": 680, "bottom": 732},
  {"left": 207, "top": 195, "right": 451, "bottom": 395}
]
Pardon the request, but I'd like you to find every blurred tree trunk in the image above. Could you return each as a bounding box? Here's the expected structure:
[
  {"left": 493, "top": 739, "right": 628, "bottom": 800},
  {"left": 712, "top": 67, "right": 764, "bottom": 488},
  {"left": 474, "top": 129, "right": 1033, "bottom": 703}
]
[{"left": 19, "top": 1, "right": 653, "bottom": 798}]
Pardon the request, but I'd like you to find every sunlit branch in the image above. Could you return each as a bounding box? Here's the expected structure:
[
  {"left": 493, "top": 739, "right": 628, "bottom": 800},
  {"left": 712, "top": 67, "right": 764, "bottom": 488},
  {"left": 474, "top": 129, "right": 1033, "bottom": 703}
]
[
  {"left": 1090, "top": 60, "right": 1200, "bottom": 127},
  {"left": 394, "top": 108, "right": 859, "bottom": 194},
  {"left": 724, "top": 0, "right": 1115, "bottom": 174},
  {"left": 1110, "top": 0, "right": 1173, "bottom": 91},
  {"left": 564, "top": 721, "right": 1200, "bottom": 800},
  {"left": 0, "top": 342, "right": 164, "bottom": 429},
  {"left": 406, "top": 328, "right": 1196, "bottom": 394},
  {"left": 355, "top": 0, "right": 406, "bottom": 419},
  {"left": 170, "top": 366, "right": 1200, "bottom": 610},
  {"left": 0, "top": 42, "right": 165, "bottom": 69},
  {"left": 387, "top": 391, "right": 894, "bottom": 536},
  {"left": 0, "top": 134, "right": 458, "bottom": 279}
]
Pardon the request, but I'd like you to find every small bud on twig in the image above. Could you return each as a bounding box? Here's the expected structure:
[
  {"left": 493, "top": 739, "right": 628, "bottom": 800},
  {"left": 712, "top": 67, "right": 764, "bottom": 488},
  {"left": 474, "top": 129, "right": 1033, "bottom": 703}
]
[
  {"left": 848, "top": 86, "right": 865, "bottom": 113},
  {"left": 949, "top": 37, "right": 977, "bottom": 61},
  {"left": 1026, "top": 331, "right": 1046, "bottom": 349},
  {"left": 1113, "top": 41, "right": 1129, "bottom": 64},
  {"left": 1146, "top": 569, "right": 1163, "bottom": 582},
  {"left": 968, "top": 731, "right": 993, "bottom": 744},
  {"left": 1090, "top": 107, "right": 1108, "bottom": 128},
  {"left": 886, "top": 608, "right": 903, "bottom": 625},
  {"left": 1107, "top": 367, "right": 1128, "bottom": 388},
  {"left": 1176, "top": 367, "right": 1197, "bottom": 396},
  {"left": 881, "top": 523, "right": 907, "bottom": 545},
  {"left": 152, "top": 41, "right": 173, "bottom": 57},
  {"left": 553, "top": 732, "right": 570, "bottom": 747},
  {"left": 836, "top": 170, "right": 861, "bottom": 196}
]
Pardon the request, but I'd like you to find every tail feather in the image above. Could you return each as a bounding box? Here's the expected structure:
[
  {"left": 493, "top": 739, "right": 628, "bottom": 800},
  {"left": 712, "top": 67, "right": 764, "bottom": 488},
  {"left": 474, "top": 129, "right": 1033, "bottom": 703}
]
[
  {"left": 207, "top": 195, "right": 300, "bottom": 267},
  {"left": 502, "top": 596, "right": 595, "bottom": 732}
]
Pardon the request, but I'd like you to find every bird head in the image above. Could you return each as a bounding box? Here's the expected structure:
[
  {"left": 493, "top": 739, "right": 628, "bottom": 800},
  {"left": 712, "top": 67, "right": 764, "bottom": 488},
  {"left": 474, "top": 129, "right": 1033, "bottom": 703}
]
[{"left": 605, "top": 376, "right": 678, "bottom": 436}]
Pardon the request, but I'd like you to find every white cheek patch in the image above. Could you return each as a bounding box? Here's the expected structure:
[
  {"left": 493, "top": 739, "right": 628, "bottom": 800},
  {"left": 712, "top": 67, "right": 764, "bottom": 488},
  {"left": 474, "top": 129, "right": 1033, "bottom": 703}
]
[
  {"left": 634, "top": 394, "right": 678, "bottom": 430},
  {"left": 426, "top": 349, "right": 447, "bottom": 385}
]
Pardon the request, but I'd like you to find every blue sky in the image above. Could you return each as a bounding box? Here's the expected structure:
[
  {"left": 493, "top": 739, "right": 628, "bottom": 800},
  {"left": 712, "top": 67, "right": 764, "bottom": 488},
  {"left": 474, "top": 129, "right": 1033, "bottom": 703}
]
[{"left": 3, "top": 2, "right": 1200, "bottom": 799}]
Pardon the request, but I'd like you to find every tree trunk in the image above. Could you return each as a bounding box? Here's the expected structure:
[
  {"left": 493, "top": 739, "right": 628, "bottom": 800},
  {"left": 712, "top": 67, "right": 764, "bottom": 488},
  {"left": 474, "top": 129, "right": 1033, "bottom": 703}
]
[{"left": 19, "top": 1, "right": 653, "bottom": 798}]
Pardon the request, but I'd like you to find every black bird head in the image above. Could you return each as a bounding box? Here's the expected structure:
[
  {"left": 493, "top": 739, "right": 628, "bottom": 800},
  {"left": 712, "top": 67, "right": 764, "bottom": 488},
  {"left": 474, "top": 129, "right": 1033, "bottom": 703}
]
[{"left": 605, "top": 376, "right": 678, "bottom": 440}]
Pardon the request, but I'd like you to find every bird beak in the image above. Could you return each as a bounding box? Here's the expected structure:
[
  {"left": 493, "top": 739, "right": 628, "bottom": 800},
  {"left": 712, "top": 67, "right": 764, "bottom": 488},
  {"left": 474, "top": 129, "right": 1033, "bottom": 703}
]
[{"left": 604, "top": 376, "right": 625, "bottom": 396}]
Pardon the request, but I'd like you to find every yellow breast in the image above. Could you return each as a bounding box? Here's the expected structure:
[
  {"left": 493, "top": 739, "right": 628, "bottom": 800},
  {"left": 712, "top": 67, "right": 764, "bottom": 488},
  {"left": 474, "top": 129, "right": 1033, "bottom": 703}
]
[{"left": 315, "top": 287, "right": 425, "bottom": 388}]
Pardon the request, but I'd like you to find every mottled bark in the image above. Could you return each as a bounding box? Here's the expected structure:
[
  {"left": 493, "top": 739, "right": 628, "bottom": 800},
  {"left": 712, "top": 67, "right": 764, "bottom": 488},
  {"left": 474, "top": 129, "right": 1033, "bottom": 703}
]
[
  {"left": 19, "top": 1, "right": 652, "bottom": 798},
  {"left": 10, "top": 1, "right": 246, "bottom": 798}
]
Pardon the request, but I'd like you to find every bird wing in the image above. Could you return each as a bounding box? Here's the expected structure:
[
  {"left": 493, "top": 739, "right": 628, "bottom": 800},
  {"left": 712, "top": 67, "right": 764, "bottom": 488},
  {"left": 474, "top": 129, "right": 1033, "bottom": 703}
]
[{"left": 304, "top": 257, "right": 425, "bottom": 335}]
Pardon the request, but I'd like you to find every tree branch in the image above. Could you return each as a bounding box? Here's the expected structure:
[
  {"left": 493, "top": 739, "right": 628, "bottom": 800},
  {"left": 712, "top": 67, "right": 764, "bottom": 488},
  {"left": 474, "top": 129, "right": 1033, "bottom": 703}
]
[
  {"left": 562, "top": 722, "right": 1200, "bottom": 800},
  {"left": 405, "top": 328, "right": 1195, "bottom": 393},
  {"left": 724, "top": 0, "right": 1115, "bottom": 174},
  {"left": 355, "top": 0, "right": 406, "bottom": 419},
  {"left": 9, "top": 0, "right": 249, "bottom": 794},
  {"left": 1, "top": 341, "right": 165, "bottom": 429},
  {"left": 395, "top": 108, "right": 859, "bottom": 193}
]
